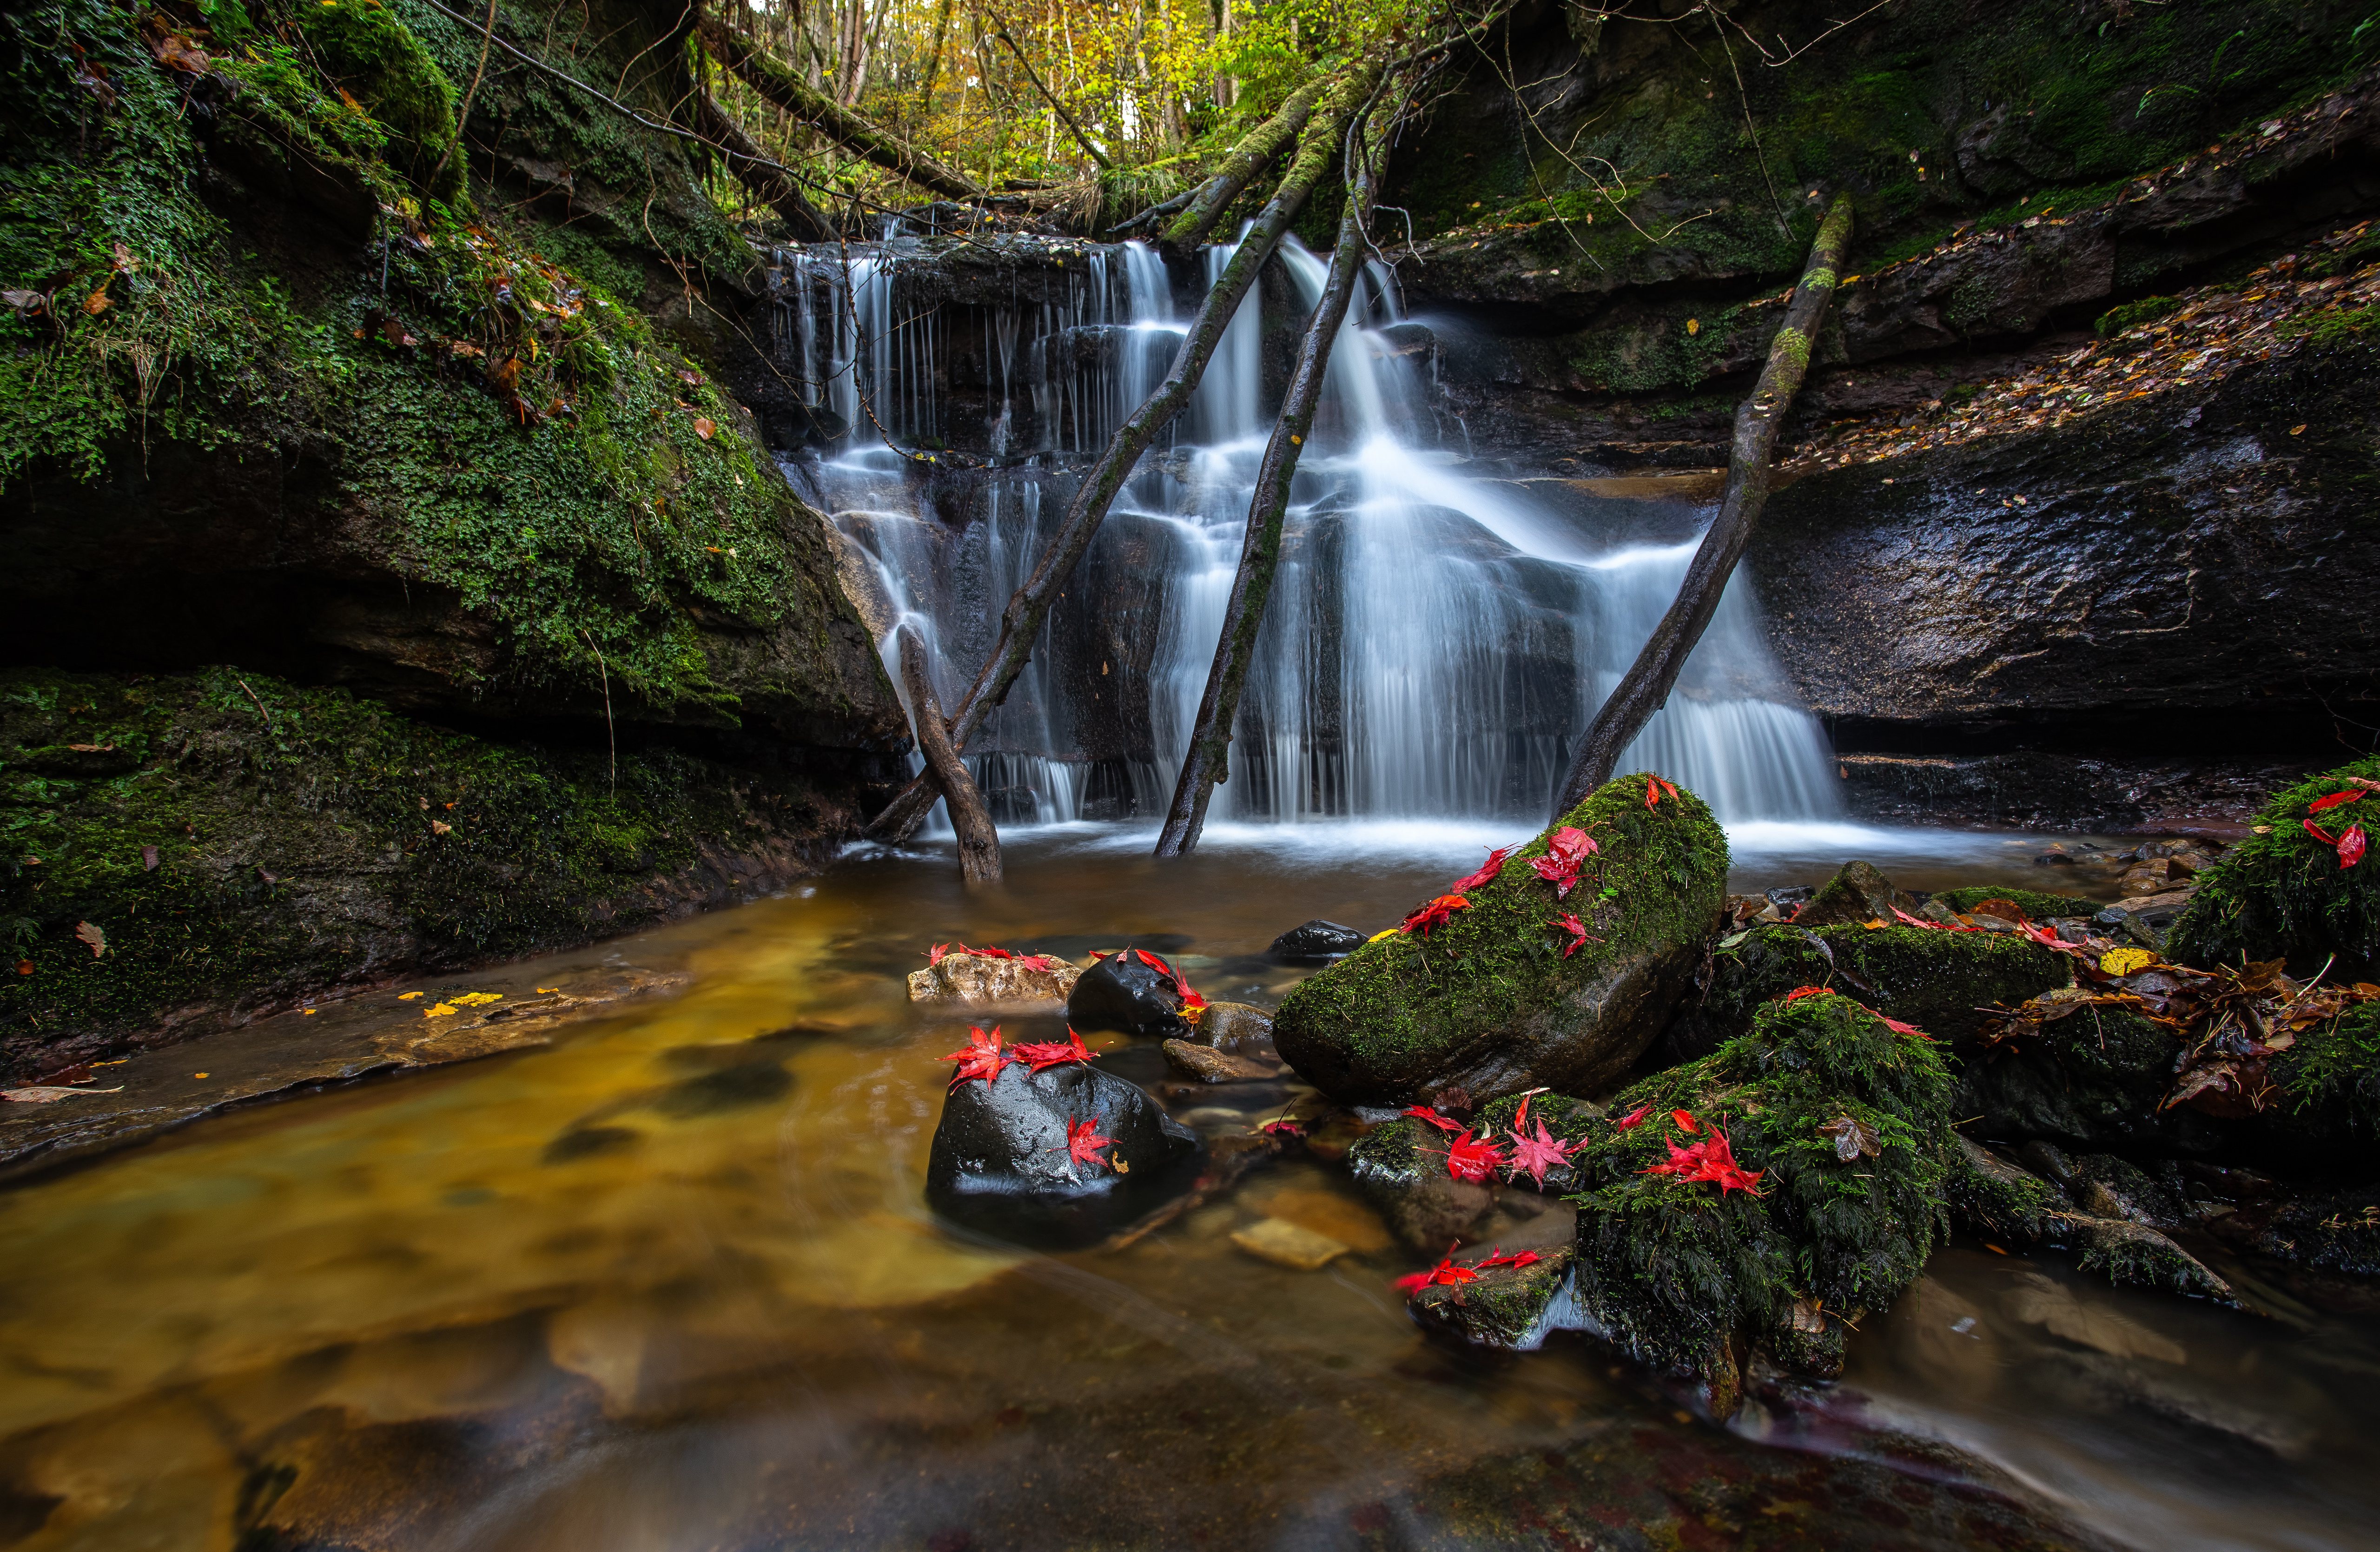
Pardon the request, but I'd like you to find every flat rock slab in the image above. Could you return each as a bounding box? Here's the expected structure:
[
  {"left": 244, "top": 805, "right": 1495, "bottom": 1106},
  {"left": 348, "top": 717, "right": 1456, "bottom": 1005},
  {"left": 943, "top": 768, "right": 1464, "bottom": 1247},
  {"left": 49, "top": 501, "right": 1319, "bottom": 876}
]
[
  {"left": 1230, "top": 1216, "right": 1351, "bottom": 1271},
  {"left": 0, "top": 964, "right": 685, "bottom": 1181}
]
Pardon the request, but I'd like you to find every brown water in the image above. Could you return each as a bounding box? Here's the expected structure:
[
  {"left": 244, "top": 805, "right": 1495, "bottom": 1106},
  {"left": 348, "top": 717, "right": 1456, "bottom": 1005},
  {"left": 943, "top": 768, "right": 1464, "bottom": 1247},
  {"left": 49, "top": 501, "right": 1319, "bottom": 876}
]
[{"left": 0, "top": 821, "right": 2370, "bottom": 1551}]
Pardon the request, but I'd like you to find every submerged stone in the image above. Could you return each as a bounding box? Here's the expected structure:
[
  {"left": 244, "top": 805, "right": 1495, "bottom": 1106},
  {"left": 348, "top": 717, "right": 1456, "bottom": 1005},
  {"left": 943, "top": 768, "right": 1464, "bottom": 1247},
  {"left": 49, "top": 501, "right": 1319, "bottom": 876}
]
[
  {"left": 1269, "top": 920, "right": 1368, "bottom": 960},
  {"left": 1271, "top": 774, "right": 1727, "bottom": 1106},
  {"left": 1568, "top": 991, "right": 1954, "bottom": 1384},
  {"left": 926, "top": 1062, "right": 1200, "bottom": 1247},
  {"left": 1187, "top": 1000, "right": 1276, "bottom": 1054}
]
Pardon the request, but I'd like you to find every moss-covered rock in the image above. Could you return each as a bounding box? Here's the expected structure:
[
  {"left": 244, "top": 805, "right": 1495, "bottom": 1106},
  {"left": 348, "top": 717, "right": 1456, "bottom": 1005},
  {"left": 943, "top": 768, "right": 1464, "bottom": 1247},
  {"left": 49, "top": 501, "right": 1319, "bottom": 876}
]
[
  {"left": 1944, "top": 1135, "right": 2067, "bottom": 1242},
  {"left": 1272, "top": 774, "right": 1728, "bottom": 1106},
  {"left": 1956, "top": 1003, "right": 2208, "bottom": 1154},
  {"left": 1694, "top": 922, "right": 2069, "bottom": 1050},
  {"left": 1567, "top": 991, "right": 1953, "bottom": 1382},
  {"left": 0, "top": 668, "right": 861, "bottom": 1077},
  {"left": 1930, "top": 885, "right": 2105, "bottom": 920},
  {"left": 1409, "top": 1245, "right": 1580, "bottom": 1352},
  {"left": 2274, "top": 999, "right": 2380, "bottom": 1139},
  {"left": 1787, "top": 860, "right": 1918, "bottom": 928},
  {"left": 2166, "top": 756, "right": 2380, "bottom": 977}
]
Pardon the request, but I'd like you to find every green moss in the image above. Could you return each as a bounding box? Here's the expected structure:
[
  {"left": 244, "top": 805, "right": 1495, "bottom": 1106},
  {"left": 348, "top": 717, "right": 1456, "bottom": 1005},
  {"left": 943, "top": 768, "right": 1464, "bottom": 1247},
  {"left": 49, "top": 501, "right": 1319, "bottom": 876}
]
[
  {"left": 2279, "top": 303, "right": 2380, "bottom": 346},
  {"left": 2096, "top": 294, "right": 2182, "bottom": 337},
  {"left": 2276, "top": 1000, "right": 2380, "bottom": 1136},
  {"left": 1944, "top": 1136, "right": 2064, "bottom": 1241},
  {"left": 1699, "top": 922, "right": 2069, "bottom": 1048},
  {"left": 1930, "top": 885, "right": 2103, "bottom": 919},
  {"left": 1567, "top": 992, "right": 1953, "bottom": 1377},
  {"left": 2166, "top": 755, "right": 2380, "bottom": 975},
  {"left": 306, "top": 0, "right": 463, "bottom": 200},
  {"left": 1271, "top": 773, "right": 1728, "bottom": 1103},
  {"left": 0, "top": 668, "right": 834, "bottom": 1074}
]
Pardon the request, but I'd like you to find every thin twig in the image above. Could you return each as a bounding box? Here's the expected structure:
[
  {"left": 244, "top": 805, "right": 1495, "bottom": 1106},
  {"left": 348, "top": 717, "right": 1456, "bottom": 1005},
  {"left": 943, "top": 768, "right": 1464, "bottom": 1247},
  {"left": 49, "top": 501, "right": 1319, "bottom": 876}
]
[
  {"left": 234, "top": 677, "right": 274, "bottom": 733},
  {"left": 582, "top": 630, "right": 616, "bottom": 795},
  {"left": 425, "top": 0, "right": 498, "bottom": 195}
]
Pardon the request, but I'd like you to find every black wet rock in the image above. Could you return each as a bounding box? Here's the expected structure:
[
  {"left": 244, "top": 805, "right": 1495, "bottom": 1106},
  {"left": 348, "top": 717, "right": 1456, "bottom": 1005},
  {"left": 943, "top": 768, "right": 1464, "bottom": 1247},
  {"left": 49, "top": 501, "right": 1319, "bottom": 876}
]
[
  {"left": 1269, "top": 920, "right": 1368, "bottom": 961},
  {"left": 2068, "top": 1153, "right": 2189, "bottom": 1230},
  {"left": 1064, "top": 947, "right": 1191, "bottom": 1036},
  {"left": 926, "top": 1062, "right": 1200, "bottom": 1247},
  {"left": 1409, "top": 1245, "right": 1581, "bottom": 1352},
  {"left": 1946, "top": 1136, "right": 2067, "bottom": 1241},
  {"left": 2072, "top": 1217, "right": 2239, "bottom": 1307}
]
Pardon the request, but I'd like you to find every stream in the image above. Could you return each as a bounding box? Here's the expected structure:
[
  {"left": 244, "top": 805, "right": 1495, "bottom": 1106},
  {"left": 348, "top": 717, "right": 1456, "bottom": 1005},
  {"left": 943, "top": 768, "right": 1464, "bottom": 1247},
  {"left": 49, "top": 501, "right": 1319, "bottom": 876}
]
[{"left": 2, "top": 823, "right": 2375, "bottom": 1551}]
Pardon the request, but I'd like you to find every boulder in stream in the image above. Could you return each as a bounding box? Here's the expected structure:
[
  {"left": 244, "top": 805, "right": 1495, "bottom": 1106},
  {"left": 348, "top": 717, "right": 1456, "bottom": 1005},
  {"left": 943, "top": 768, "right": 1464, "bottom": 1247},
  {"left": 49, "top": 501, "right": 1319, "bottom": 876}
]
[
  {"left": 926, "top": 1061, "right": 1200, "bottom": 1247},
  {"left": 1271, "top": 774, "right": 1728, "bottom": 1106},
  {"left": 1269, "top": 920, "right": 1368, "bottom": 960},
  {"left": 1065, "top": 947, "right": 1195, "bottom": 1037},
  {"left": 1785, "top": 860, "right": 1921, "bottom": 927},
  {"left": 907, "top": 948, "right": 1081, "bottom": 1009},
  {"left": 1568, "top": 989, "right": 1954, "bottom": 1393}
]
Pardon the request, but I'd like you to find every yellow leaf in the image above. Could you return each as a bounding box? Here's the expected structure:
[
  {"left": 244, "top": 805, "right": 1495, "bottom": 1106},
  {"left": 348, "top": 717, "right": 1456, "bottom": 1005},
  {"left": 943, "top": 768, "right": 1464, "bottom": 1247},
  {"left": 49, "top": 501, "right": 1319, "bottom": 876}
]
[
  {"left": 423, "top": 1003, "right": 458, "bottom": 1018},
  {"left": 450, "top": 991, "right": 504, "bottom": 1007},
  {"left": 83, "top": 285, "right": 111, "bottom": 315},
  {"left": 1368, "top": 928, "right": 1401, "bottom": 942},
  {"left": 536, "top": 987, "right": 560, "bottom": 994},
  {"left": 397, "top": 991, "right": 423, "bottom": 1000},
  {"left": 1686, "top": 318, "right": 1700, "bottom": 335},
  {"left": 2100, "top": 947, "right": 2157, "bottom": 976}
]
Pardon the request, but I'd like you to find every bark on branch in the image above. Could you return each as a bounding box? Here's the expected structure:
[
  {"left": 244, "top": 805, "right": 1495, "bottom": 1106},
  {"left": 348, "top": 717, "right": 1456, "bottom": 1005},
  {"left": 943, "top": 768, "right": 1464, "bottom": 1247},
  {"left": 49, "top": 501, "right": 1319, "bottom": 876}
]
[
  {"left": 1154, "top": 108, "right": 1395, "bottom": 857},
  {"left": 1160, "top": 74, "right": 1331, "bottom": 249},
  {"left": 698, "top": 15, "right": 986, "bottom": 202},
  {"left": 691, "top": 90, "right": 836, "bottom": 241},
  {"left": 898, "top": 625, "right": 1002, "bottom": 886},
  {"left": 1549, "top": 193, "right": 1856, "bottom": 819},
  {"left": 865, "top": 61, "right": 1383, "bottom": 844}
]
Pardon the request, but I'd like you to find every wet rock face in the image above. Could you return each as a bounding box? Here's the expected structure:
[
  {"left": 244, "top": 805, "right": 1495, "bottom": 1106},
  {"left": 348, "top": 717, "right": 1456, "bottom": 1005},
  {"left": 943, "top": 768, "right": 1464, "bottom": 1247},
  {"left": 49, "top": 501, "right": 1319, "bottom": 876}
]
[
  {"left": 1064, "top": 949, "right": 1192, "bottom": 1037},
  {"left": 926, "top": 1063, "right": 1199, "bottom": 1247}
]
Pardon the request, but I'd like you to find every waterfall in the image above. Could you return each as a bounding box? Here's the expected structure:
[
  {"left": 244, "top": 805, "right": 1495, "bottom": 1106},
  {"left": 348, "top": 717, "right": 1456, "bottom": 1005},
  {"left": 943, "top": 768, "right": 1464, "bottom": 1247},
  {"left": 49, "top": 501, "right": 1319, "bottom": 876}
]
[{"left": 771, "top": 232, "right": 1841, "bottom": 836}]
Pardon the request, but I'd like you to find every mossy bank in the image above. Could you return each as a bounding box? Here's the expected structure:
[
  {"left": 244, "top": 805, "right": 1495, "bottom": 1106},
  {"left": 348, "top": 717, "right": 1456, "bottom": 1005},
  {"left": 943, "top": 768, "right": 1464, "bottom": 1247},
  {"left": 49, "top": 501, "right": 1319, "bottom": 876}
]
[{"left": 0, "top": 669, "right": 867, "bottom": 1079}]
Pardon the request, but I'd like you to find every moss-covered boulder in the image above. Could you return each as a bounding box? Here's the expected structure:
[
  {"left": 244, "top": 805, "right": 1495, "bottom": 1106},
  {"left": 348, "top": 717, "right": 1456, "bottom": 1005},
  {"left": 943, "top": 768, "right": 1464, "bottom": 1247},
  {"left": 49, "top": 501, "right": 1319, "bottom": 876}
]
[
  {"left": 1956, "top": 1003, "right": 2213, "bottom": 1154},
  {"left": 2167, "top": 756, "right": 2380, "bottom": 976},
  {"left": 1567, "top": 991, "right": 1953, "bottom": 1385},
  {"left": 1272, "top": 774, "right": 1728, "bottom": 1106},
  {"left": 1930, "top": 885, "right": 2105, "bottom": 920},
  {"left": 1787, "top": 860, "right": 1918, "bottom": 928},
  {"left": 2274, "top": 1000, "right": 2380, "bottom": 1139},
  {"left": 1693, "top": 922, "right": 2069, "bottom": 1051}
]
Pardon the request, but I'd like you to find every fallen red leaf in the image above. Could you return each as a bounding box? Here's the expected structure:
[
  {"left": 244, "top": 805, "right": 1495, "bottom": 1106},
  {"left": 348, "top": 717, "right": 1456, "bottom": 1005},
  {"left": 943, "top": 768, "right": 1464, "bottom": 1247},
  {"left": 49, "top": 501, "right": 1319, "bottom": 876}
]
[
  {"left": 1402, "top": 1105, "right": 1464, "bottom": 1133},
  {"left": 1644, "top": 774, "right": 1679, "bottom": 808},
  {"left": 1012, "top": 1028, "right": 1094, "bottom": 1072},
  {"left": 2342, "top": 823, "right": 2368, "bottom": 870},
  {"left": 1780, "top": 985, "right": 1830, "bottom": 1004},
  {"left": 1059, "top": 1113, "right": 1116, "bottom": 1175},
  {"left": 1450, "top": 845, "right": 1514, "bottom": 893},
  {"left": 1401, "top": 894, "right": 1470, "bottom": 936},
  {"left": 1613, "top": 1103, "right": 1653, "bottom": 1130},
  {"left": 1642, "top": 1127, "right": 1764, "bottom": 1195},
  {"left": 936, "top": 1024, "right": 1013, "bottom": 1088},
  {"left": 2309, "top": 790, "right": 2367, "bottom": 815},
  {"left": 1474, "top": 1248, "right": 1543, "bottom": 1270},
  {"left": 1432, "top": 1128, "right": 1507, "bottom": 1183},
  {"left": 1503, "top": 1119, "right": 1576, "bottom": 1186},
  {"left": 1548, "top": 910, "right": 1597, "bottom": 957},
  {"left": 1393, "top": 1253, "right": 1481, "bottom": 1295},
  {"left": 1671, "top": 1109, "right": 1700, "bottom": 1133},
  {"left": 1874, "top": 1010, "right": 1935, "bottom": 1042}
]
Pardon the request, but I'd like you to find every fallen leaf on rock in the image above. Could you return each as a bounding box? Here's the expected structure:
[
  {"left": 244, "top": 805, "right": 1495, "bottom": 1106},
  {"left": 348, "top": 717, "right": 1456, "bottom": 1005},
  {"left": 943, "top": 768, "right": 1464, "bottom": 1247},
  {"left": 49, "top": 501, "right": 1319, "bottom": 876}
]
[
  {"left": 1643, "top": 774, "right": 1679, "bottom": 808},
  {"left": 1, "top": 289, "right": 46, "bottom": 317},
  {"left": 1816, "top": 1114, "right": 1882, "bottom": 1161},
  {"left": 2, "top": 1086, "right": 125, "bottom": 1103},
  {"left": 1400, "top": 894, "right": 1469, "bottom": 936},
  {"left": 692, "top": 417, "right": 716, "bottom": 440},
  {"left": 2309, "top": 790, "right": 2367, "bottom": 815},
  {"left": 397, "top": 990, "right": 423, "bottom": 1001},
  {"left": 430, "top": 820, "right": 452, "bottom": 835},
  {"left": 13, "top": 961, "right": 29, "bottom": 976},
  {"left": 422, "top": 1003, "right": 458, "bottom": 1018},
  {"left": 1393, "top": 1253, "right": 1481, "bottom": 1295},
  {"left": 2342, "top": 825, "right": 2368, "bottom": 870},
  {"left": 1548, "top": 910, "right": 1597, "bottom": 957},
  {"left": 450, "top": 991, "right": 503, "bottom": 1007},
  {"left": 937, "top": 1024, "right": 1013, "bottom": 1088},
  {"left": 141, "top": 844, "right": 159, "bottom": 871},
  {"left": 1613, "top": 1103, "right": 1653, "bottom": 1130},
  {"left": 1504, "top": 1120, "right": 1577, "bottom": 1187},
  {"left": 73, "top": 921, "right": 105, "bottom": 957},
  {"left": 83, "top": 285, "right": 111, "bottom": 315},
  {"left": 1428, "top": 1128, "right": 1507, "bottom": 1183},
  {"left": 1780, "top": 985, "right": 1830, "bottom": 1004},
  {"left": 1012, "top": 1028, "right": 1093, "bottom": 1072},
  {"left": 1450, "top": 845, "right": 1514, "bottom": 892},
  {"left": 1402, "top": 1104, "right": 1464, "bottom": 1133},
  {"left": 2101, "top": 946, "right": 2157, "bottom": 975},
  {"left": 1058, "top": 1113, "right": 1116, "bottom": 1175},
  {"left": 1474, "top": 1248, "right": 1543, "bottom": 1270},
  {"left": 1672, "top": 1109, "right": 1700, "bottom": 1133}
]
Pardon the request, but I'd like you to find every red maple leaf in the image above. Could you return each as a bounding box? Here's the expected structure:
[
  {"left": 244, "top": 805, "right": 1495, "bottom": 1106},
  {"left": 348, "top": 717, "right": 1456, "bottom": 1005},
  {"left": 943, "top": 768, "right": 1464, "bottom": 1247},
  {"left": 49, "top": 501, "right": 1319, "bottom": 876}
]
[
  {"left": 2310, "top": 790, "right": 2368, "bottom": 816},
  {"left": 1432, "top": 1128, "right": 1507, "bottom": 1183},
  {"left": 1401, "top": 894, "right": 1470, "bottom": 936},
  {"left": 1261, "top": 1119, "right": 1304, "bottom": 1139},
  {"left": 1013, "top": 1028, "right": 1094, "bottom": 1071},
  {"left": 1504, "top": 1119, "right": 1577, "bottom": 1186},
  {"left": 1402, "top": 1105, "right": 1464, "bottom": 1133},
  {"left": 1641, "top": 1128, "right": 1765, "bottom": 1195},
  {"left": 1392, "top": 1254, "right": 1481, "bottom": 1295},
  {"left": 2343, "top": 823, "right": 2369, "bottom": 870},
  {"left": 1548, "top": 911, "right": 1598, "bottom": 957},
  {"left": 1613, "top": 1103, "right": 1653, "bottom": 1130},
  {"left": 1671, "top": 1109, "right": 1700, "bottom": 1134},
  {"left": 928, "top": 942, "right": 950, "bottom": 964},
  {"left": 1890, "top": 905, "right": 1978, "bottom": 933},
  {"left": 1475, "top": 1248, "right": 1543, "bottom": 1270},
  {"left": 1780, "top": 985, "right": 1831, "bottom": 1004},
  {"left": 1644, "top": 774, "right": 1679, "bottom": 808},
  {"left": 937, "top": 1024, "right": 1013, "bottom": 1088},
  {"left": 1058, "top": 1113, "right": 1116, "bottom": 1175},
  {"left": 1451, "top": 845, "right": 1515, "bottom": 893},
  {"left": 1643, "top": 1137, "right": 1704, "bottom": 1178},
  {"left": 1874, "top": 1009, "right": 1935, "bottom": 1042}
]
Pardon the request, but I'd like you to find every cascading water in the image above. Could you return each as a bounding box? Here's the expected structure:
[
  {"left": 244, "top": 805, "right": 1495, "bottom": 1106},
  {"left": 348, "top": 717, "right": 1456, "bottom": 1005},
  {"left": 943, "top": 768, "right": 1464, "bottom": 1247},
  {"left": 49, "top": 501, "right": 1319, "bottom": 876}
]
[{"left": 770, "top": 230, "right": 1840, "bottom": 836}]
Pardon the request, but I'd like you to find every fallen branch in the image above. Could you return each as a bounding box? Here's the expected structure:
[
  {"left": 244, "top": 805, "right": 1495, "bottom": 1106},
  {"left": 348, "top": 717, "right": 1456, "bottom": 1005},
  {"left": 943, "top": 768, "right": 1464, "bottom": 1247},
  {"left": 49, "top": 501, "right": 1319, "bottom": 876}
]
[
  {"left": 866, "top": 61, "right": 1383, "bottom": 844},
  {"left": 897, "top": 625, "right": 1001, "bottom": 886},
  {"left": 1155, "top": 102, "right": 1398, "bottom": 857},
  {"left": 698, "top": 15, "right": 985, "bottom": 202},
  {"left": 690, "top": 90, "right": 836, "bottom": 241},
  {"left": 1550, "top": 192, "right": 1856, "bottom": 818},
  {"left": 1161, "top": 73, "right": 1332, "bottom": 249}
]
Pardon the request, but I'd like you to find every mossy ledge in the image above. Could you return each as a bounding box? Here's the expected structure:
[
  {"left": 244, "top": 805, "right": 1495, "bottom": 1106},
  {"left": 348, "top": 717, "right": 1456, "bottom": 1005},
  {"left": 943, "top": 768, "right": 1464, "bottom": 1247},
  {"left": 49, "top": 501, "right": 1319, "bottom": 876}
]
[
  {"left": 2166, "top": 754, "right": 2380, "bottom": 977},
  {"left": 0, "top": 669, "right": 860, "bottom": 1079},
  {"left": 1271, "top": 774, "right": 1728, "bottom": 1106}
]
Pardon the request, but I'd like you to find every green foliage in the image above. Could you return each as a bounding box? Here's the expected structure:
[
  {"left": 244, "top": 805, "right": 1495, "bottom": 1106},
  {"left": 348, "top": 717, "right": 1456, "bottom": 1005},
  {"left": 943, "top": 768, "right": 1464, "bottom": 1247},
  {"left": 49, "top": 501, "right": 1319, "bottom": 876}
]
[
  {"left": 2277, "top": 1000, "right": 2380, "bottom": 1135},
  {"left": 2096, "top": 293, "right": 2182, "bottom": 336},
  {"left": 303, "top": 0, "right": 463, "bottom": 199},
  {"left": 0, "top": 668, "right": 829, "bottom": 1071},
  {"left": 1567, "top": 992, "right": 1953, "bottom": 1376},
  {"left": 2167, "top": 755, "right": 2380, "bottom": 975}
]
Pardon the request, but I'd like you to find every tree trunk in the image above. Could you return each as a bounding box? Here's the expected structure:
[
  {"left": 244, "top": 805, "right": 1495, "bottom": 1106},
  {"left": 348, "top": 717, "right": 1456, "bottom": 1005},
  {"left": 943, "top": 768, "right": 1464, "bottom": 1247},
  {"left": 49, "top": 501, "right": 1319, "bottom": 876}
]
[
  {"left": 993, "top": 21, "right": 1113, "bottom": 170},
  {"left": 698, "top": 14, "right": 985, "bottom": 201},
  {"left": 1161, "top": 73, "right": 1330, "bottom": 249},
  {"left": 690, "top": 91, "right": 837, "bottom": 240},
  {"left": 865, "top": 61, "right": 1382, "bottom": 844},
  {"left": 1549, "top": 193, "right": 1856, "bottom": 819},
  {"left": 898, "top": 625, "right": 1003, "bottom": 886},
  {"left": 1154, "top": 110, "right": 1393, "bottom": 857}
]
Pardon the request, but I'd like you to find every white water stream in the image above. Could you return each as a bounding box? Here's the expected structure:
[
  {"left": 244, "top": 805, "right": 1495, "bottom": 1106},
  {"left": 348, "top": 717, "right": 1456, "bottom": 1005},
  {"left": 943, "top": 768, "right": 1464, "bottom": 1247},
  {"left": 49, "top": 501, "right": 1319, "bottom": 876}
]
[{"left": 771, "top": 233, "right": 1841, "bottom": 835}]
